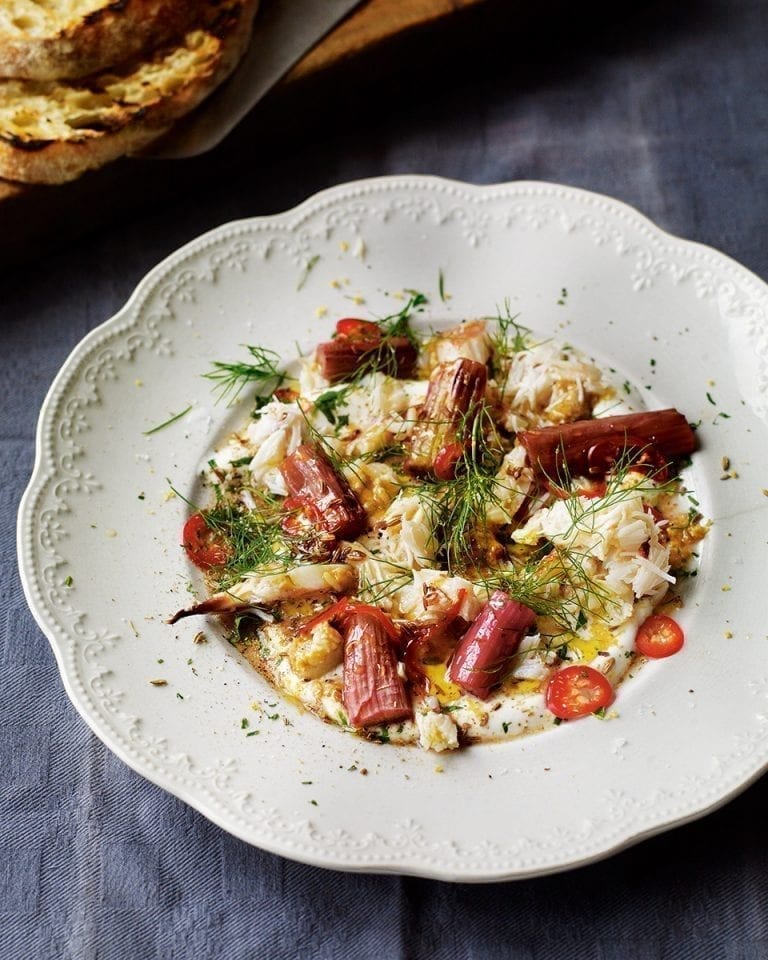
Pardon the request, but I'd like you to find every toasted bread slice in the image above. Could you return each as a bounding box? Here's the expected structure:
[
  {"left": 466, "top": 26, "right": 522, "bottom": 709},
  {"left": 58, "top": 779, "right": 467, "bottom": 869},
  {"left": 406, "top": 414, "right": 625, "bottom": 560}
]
[
  {"left": 0, "top": 1, "right": 207, "bottom": 80},
  {"left": 0, "top": 0, "right": 259, "bottom": 184}
]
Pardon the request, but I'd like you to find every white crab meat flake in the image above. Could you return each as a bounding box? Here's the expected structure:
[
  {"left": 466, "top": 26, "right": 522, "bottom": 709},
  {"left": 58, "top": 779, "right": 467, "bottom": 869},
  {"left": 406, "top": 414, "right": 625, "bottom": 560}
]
[
  {"left": 394, "top": 569, "right": 483, "bottom": 622},
  {"left": 417, "top": 710, "right": 460, "bottom": 752},
  {"left": 229, "top": 564, "right": 355, "bottom": 606},
  {"left": 513, "top": 481, "right": 673, "bottom": 624},
  {"left": 485, "top": 445, "right": 534, "bottom": 525},
  {"left": 245, "top": 402, "right": 305, "bottom": 495},
  {"left": 501, "top": 340, "right": 610, "bottom": 431},
  {"left": 433, "top": 319, "right": 491, "bottom": 365},
  {"left": 376, "top": 494, "right": 438, "bottom": 569}
]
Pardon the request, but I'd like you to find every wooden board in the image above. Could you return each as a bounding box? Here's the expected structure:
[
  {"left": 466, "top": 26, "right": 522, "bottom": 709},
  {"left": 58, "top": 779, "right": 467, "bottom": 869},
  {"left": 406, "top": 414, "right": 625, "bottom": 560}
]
[{"left": 287, "top": 0, "right": 484, "bottom": 81}]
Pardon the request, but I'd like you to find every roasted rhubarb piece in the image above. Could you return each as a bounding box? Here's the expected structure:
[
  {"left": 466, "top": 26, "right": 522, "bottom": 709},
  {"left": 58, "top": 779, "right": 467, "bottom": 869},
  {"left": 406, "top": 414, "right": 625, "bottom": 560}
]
[
  {"left": 405, "top": 358, "right": 487, "bottom": 479},
  {"left": 519, "top": 408, "right": 696, "bottom": 481},
  {"left": 315, "top": 318, "right": 418, "bottom": 383},
  {"left": 448, "top": 590, "right": 537, "bottom": 698},
  {"left": 341, "top": 607, "right": 412, "bottom": 727},
  {"left": 279, "top": 444, "right": 367, "bottom": 540}
]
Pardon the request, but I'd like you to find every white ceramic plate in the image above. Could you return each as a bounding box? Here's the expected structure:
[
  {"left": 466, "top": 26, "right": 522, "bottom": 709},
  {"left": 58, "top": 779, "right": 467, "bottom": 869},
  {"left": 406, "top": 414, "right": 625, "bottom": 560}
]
[{"left": 18, "top": 177, "right": 768, "bottom": 881}]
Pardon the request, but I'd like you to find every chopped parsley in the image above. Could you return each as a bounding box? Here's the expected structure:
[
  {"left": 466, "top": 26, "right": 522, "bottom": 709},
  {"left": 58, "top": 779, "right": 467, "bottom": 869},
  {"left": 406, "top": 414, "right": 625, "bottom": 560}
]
[{"left": 313, "top": 386, "right": 352, "bottom": 425}]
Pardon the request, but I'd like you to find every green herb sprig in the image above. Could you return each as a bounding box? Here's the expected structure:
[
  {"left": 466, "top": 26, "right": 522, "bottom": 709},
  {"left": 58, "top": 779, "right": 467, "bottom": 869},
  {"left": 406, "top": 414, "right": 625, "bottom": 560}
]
[
  {"left": 204, "top": 345, "right": 284, "bottom": 406},
  {"left": 313, "top": 386, "right": 352, "bottom": 426},
  {"left": 488, "top": 299, "right": 532, "bottom": 376},
  {"left": 143, "top": 404, "right": 193, "bottom": 436},
  {"left": 377, "top": 290, "right": 428, "bottom": 343},
  {"left": 412, "top": 403, "right": 512, "bottom": 573}
]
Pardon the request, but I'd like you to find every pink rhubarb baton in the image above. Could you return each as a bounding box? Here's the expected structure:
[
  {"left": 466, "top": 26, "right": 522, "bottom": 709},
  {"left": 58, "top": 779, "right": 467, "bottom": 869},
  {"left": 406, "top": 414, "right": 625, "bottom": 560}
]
[
  {"left": 341, "top": 608, "right": 412, "bottom": 728},
  {"left": 315, "top": 332, "right": 417, "bottom": 383},
  {"left": 279, "top": 443, "right": 367, "bottom": 540},
  {"left": 405, "top": 358, "right": 488, "bottom": 479},
  {"left": 518, "top": 408, "right": 696, "bottom": 482},
  {"left": 448, "top": 590, "right": 537, "bottom": 698}
]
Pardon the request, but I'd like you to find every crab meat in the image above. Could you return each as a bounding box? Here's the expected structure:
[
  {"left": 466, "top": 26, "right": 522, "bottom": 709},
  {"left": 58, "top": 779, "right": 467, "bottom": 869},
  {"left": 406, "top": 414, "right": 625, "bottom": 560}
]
[
  {"left": 288, "top": 620, "right": 344, "bottom": 680},
  {"left": 394, "top": 569, "right": 483, "bottom": 623},
  {"left": 433, "top": 319, "right": 491, "bottom": 365},
  {"left": 376, "top": 494, "right": 438, "bottom": 569},
  {"left": 168, "top": 563, "right": 355, "bottom": 623},
  {"left": 484, "top": 445, "right": 534, "bottom": 525},
  {"left": 416, "top": 709, "right": 460, "bottom": 752},
  {"left": 243, "top": 401, "right": 305, "bottom": 495},
  {"left": 501, "top": 341, "right": 609, "bottom": 431}
]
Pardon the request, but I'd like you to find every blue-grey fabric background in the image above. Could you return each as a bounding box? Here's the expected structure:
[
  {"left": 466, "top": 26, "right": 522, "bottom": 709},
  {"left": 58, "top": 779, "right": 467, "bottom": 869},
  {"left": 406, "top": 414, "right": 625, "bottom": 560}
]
[{"left": 3, "top": 1, "right": 767, "bottom": 956}]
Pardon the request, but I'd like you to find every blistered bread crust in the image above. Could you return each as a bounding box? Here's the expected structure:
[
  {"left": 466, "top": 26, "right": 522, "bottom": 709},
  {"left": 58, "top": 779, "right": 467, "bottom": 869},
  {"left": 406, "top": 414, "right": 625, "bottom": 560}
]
[
  {"left": 0, "top": 0, "right": 259, "bottom": 184},
  {"left": 0, "top": 1, "right": 207, "bottom": 80}
]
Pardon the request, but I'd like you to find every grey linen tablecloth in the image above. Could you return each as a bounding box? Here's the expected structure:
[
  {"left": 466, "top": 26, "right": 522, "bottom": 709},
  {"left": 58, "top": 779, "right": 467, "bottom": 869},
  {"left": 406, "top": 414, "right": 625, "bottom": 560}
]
[{"left": 3, "top": 1, "right": 767, "bottom": 956}]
